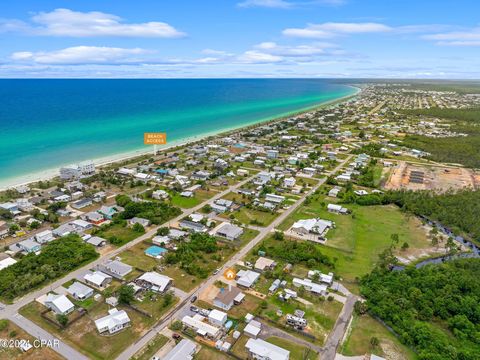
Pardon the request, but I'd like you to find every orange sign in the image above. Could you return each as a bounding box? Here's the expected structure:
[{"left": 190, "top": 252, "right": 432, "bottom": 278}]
[
  {"left": 144, "top": 132, "right": 167, "bottom": 145},
  {"left": 223, "top": 268, "right": 236, "bottom": 281}
]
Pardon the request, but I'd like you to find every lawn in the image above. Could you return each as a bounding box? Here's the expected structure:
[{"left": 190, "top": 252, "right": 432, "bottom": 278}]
[
  {"left": 278, "top": 195, "right": 429, "bottom": 292},
  {"left": 170, "top": 194, "right": 201, "bottom": 208},
  {"left": 118, "top": 241, "right": 160, "bottom": 271},
  {"left": 20, "top": 292, "right": 178, "bottom": 360},
  {"left": 195, "top": 345, "right": 233, "bottom": 360},
  {"left": 131, "top": 334, "right": 169, "bottom": 360},
  {"left": 96, "top": 223, "right": 141, "bottom": 246},
  {"left": 0, "top": 319, "right": 64, "bottom": 360},
  {"left": 340, "top": 314, "right": 417, "bottom": 359},
  {"left": 266, "top": 336, "right": 318, "bottom": 360},
  {"left": 232, "top": 207, "right": 279, "bottom": 226}
]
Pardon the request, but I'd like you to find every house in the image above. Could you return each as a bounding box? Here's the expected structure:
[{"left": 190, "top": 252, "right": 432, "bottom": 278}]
[
  {"left": 84, "top": 271, "right": 112, "bottom": 289},
  {"left": 53, "top": 223, "right": 76, "bottom": 237},
  {"left": 237, "top": 169, "right": 249, "bottom": 177},
  {"left": 266, "top": 149, "right": 279, "bottom": 159},
  {"left": 71, "top": 219, "right": 93, "bottom": 232},
  {"left": 236, "top": 270, "right": 261, "bottom": 288},
  {"left": 95, "top": 308, "right": 131, "bottom": 334},
  {"left": 84, "top": 212, "right": 105, "bottom": 225},
  {"left": 244, "top": 320, "right": 262, "bottom": 338},
  {"left": 303, "top": 167, "right": 316, "bottom": 176},
  {"left": 292, "top": 278, "right": 327, "bottom": 295},
  {"left": 254, "top": 257, "right": 276, "bottom": 272},
  {"left": 354, "top": 189, "right": 369, "bottom": 196},
  {"left": 215, "top": 223, "right": 243, "bottom": 240},
  {"left": 307, "top": 270, "right": 334, "bottom": 285},
  {"left": 211, "top": 203, "right": 228, "bottom": 213},
  {"left": 0, "top": 221, "right": 8, "bottom": 238},
  {"left": 129, "top": 217, "right": 151, "bottom": 227},
  {"left": 67, "top": 281, "right": 94, "bottom": 300},
  {"left": 291, "top": 218, "right": 333, "bottom": 236},
  {"left": 179, "top": 220, "right": 207, "bottom": 233},
  {"left": 163, "top": 339, "right": 197, "bottom": 360},
  {"left": 35, "top": 230, "right": 54, "bottom": 244},
  {"left": 71, "top": 198, "right": 93, "bottom": 210},
  {"left": 98, "top": 205, "right": 123, "bottom": 219},
  {"left": 265, "top": 194, "right": 285, "bottom": 204},
  {"left": 0, "top": 202, "right": 20, "bottom": 216},
  {"left": 283, "top": 177, "right": 296, "bottom": 188},
  {"left": 328, "top": 187, "right": 341, "bottom": 198},
  {"left": 135, "top": 272, "right": 172, "bottom": 293},
  {"left": 327, "top": 204, "right": 349, "bottom": 214},
  {"left": 245, "top": 338, "right": 290, "bottom": 360},
  {"left": 152, "top": 190, "right": 169, "bottom": 200},
  {"left": 86, "top": 236, "right": 107, "bottom": 247},
  {"left": 213, "top": 286, "right": 244, "bottom": 311},
  {"left": 0, "top": 257, "right": 17, "bottom": 271},
  {"left": 182, "top": 314, "right": 220, "bottom": 339},
  {"left": 18, "top": 239, "right": 41, "bottom": 253},
  {"left": 45, "top": 293, "right": 75, "bottom": 315},
  {"left": 286, "top": 314, "right": 307, "bottom": 329},
  {"left": 208, "top": 309, "right": 228, "bottom": 327},
  {"left": 101, "top": 260, "right": 132, "bottom": 279},
  {"left": 255, "top": 171, "right": 272, "bottom": 185},
  {"left": 269, "top": 279, "right": 281, "bottom": 294}
]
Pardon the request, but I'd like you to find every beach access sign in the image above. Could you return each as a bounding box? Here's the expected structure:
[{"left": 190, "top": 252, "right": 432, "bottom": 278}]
[{"left": 144, "top": 132, "right": 167, "bottom": 145}]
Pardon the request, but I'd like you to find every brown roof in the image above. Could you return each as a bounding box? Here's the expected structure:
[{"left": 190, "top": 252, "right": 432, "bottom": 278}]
[{"left": 214, "top": 286, "right": 242, "bottom": 305}]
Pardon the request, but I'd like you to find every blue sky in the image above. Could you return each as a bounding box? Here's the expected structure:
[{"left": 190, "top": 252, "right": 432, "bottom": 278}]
[{"left": 1, "top": 0, "right": 479, "bottom": 78}]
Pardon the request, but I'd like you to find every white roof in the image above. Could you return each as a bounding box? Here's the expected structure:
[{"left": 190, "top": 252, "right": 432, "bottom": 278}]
[
  {"left": 84, "top": 271, "right": 111, "bottom": 286},
  {"left": 237, "top": 270, "right": 260, "bottom": 288},
  {"left": 95, "top": 308, "right": 130, "bottom": 332},
  {"left": 137, "top": 272, "right": 172, "bottom": 292},
  {"left": 244, "top": 322, "right": 261, "bottom": 337},
  {"left": 163, "top": 338, "right": 196, "bottom": 360},
  {"left": 293, "top": 278, "right": 327, "bottom": 294},
  {"left": 208, "top": 309, "right": 227, "bottom": 323},
  {"left": 45, "top": 293, "right": 74, "bottom": 313},
  {"left": 292, "top": 218, "right": 332, "bottom": 234},
  {"left": 182, "top": 315, "right": 220, "bottom": 338},
  {"left": 245, "top": 338, "right": 290, "bottom": 360},
  {"left": 0, "top": 257, "right": 17, "bottom": 271},
  {"left": 67, "top": 281, "right": 93, "bottom": 298}
]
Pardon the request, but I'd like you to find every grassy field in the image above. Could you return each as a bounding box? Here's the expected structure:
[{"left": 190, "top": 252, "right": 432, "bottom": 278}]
[
  {"left": 0, "top": 319, "right": 65, "bottom": 360},
  {"left": 131, "top": 334, "right": 169, "bottom": 360},
  {"left": 170, "top": 189, "right": 218, "bottom": 208},
  {"left": 118, "top": 241, "right": 159, "bottom": 271},
  {"left": 266, "top": 336, "right": 318, "bottom": 360},
  {"left": 96, "top": 223, "right": 141, "bottom": 246},
  {"left": 195, "top": 345, "right": 233, "bottom": 360},
  {"left": 19, "top": 293, "right": 178, "bottom": 360},
  {"left": 341, "top": 314, "right": 417, "bottom": 359},
  {"left": 278, "top": 195, "right": 429, "bottom": 292},
  {"left": 231, "top": 207, "right": 279, "bottom": 226}
]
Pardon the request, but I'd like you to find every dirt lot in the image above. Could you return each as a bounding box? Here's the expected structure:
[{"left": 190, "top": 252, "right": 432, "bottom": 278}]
[{"left": 384, "top": 161, "right": 480, "bottom": 192}]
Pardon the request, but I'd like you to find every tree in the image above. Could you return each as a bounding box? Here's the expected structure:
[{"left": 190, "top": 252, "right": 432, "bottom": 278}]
[
  {"left": 56, "top": 314, "right": 68, "bottom": 327},
  {"left": 156, "top": 227, "right": 170, "bottom": 236},
  {"left": 162, "top": 291, "right": 174, "bottom": 308},
  {"left": 401, "top": 242, "right": 410, "bottom": 251},
  {"left": 132, "top": 223, "right": 145, "bottom": 233},
  {"left": 370, "top": 336, "right": 379, "bottom": 348},
  {"left": 118, "top": 285, "right": 135, "bottom": 304},
  {"left": 354, "top": 300, "right": 368, "bottom": 315},
  {"left": 273, "top": 231, "right": 284, "bottom": 241}
]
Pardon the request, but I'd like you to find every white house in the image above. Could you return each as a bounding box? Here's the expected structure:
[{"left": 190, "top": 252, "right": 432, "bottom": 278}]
[
  {"left": 265, "top": 194, "right": 285, "bottom": 204},
  {"left": 135, "top": 272, "right": 172, "bottom": 293},
  {"left": 236, "top": 270, "right": 261, "bottom": 288},
  {"left": 292, "top": 278, "right": 327, "bottom": 296},
  {"left": 84, "top": 271, "right": 112, "bottom": 289},
  {"left": 283, "top": 177, "right": 296, "bottom": 188},
  {"left": 215, "top": 223, "right": 243, "bottom": 240},
  {"left": 0, "top": 257, "right": 17, "bottom": 271},
  {"left": 327, "top": 203, "right": 349, "bottom": 214},
  {"left": 66, "top": 281, "right": 94, "bottom": 300},
  {"left": 291, "top": 218, "right": 333, "bottom": 236},
  {"left": 182, "top": 314, "right": 220, "bottom": 339},
  {"left": 35, "top": 230, "right": 54, "bottom": 244},
  {"left": 245, "top": 338, "right": 290, "bottom": 360},
  {"left": 208, "top": 309, "right": 228, "bottom": 327},
  {"left": 45, "top": 293, "right": 75, "bottom": 315},
  {"left": 163, "top": 339, "right": 197, "bottom": 360},
  {"left": 213, "top": 286, "right": 244, "bottom": 311},
  {"left": 95, "top": 308, "right": 131, "bottom": 334}
]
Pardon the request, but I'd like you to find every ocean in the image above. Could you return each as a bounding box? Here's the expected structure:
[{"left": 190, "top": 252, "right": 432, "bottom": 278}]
[{"left": 0, "top": 79, "right": 356, "bottom": 187}]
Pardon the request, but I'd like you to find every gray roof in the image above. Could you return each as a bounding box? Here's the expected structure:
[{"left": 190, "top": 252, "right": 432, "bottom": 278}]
[{"left": 163, "top": 339, "right": 196, "bottom": 360}]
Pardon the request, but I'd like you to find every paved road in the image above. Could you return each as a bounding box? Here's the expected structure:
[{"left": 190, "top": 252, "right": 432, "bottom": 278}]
[
  {"left": 11, "top": 313, "right": 89, "bottom": 360},
  {"left": 319, "top": 294, "right": 358, "bottom": 360},
  {"left": 116, "top": 155, "right": 353, "bottom": 360}
]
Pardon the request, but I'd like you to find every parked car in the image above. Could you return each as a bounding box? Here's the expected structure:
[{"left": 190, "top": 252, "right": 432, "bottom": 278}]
[
  {"left": 190, "top": 305, "right": 199, "bottom": 313},
  {"left": 190, "top": 295, "right": 198, "bottom": 303},
  {"left": 213, "top": 268, "right": 220, "bottom": 275},
  {"left": 172, "top": 333, "right": 181, "bottom": 340}
]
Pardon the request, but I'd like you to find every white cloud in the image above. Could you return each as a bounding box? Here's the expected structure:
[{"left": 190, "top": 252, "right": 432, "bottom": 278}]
[
  {"left": 238, "top": 0, "right": 294, "bottom": 8},
  {"left": 254, "top": 41, "right": 336, "bottom": 56},
  {"left": 11, "top": 46, "right": 152, "bottom": 64},
  {"left": 237, "top": 50, "right": 284, "bottom": 63},
  {"left": 1, "top": 8, "right": 185, "bottom": 38},
  {"left": 423, "top": 27, "right": 480, "bottom": 46},
  {"left": 283, "top": 22, "right": 392, "bottom": 38}
]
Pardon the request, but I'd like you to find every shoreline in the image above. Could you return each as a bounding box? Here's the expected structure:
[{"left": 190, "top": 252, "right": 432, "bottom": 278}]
[{"left": 0, "top": 86, "right": 360, "bottom": 191}]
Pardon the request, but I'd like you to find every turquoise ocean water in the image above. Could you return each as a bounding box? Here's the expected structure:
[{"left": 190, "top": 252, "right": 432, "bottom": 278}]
[{"left": 0, "top": 79, "right": 356, "bottom": 186}]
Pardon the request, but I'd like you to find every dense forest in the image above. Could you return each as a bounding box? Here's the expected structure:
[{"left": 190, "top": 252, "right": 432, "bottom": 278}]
[
  {"left": 401, "top": 108, "right": 480, "bottom": 168},
  {"left": 0, "top": 235, "right": 98, "bottom": 301},
  {"left": 360, "top": 259, "right": 480, "bottom": 360}
]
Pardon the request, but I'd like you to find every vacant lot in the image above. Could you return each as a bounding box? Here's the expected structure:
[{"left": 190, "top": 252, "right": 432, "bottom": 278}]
[
  {"left": 118, "top": 241, "right": 159, "bottom": 271},
  {"left": 267, "top": 336, "right": 318, "bottom": 360},
  {"left": 341, "top": 314, "right": 416, "bottom": 359},
  {"left": 96, "top": 223, "right": 141, "bottom": 246}
]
